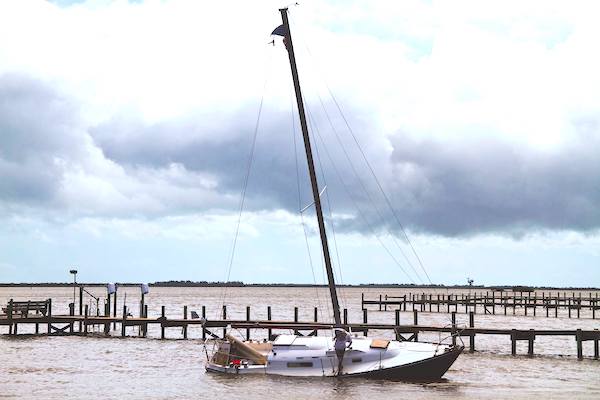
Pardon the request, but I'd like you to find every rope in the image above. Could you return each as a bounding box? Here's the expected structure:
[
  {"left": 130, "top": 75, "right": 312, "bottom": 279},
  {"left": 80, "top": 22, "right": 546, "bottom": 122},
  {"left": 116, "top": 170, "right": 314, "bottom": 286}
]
[
  {"left": 217, "top": 47, "right": 273, "bottom": 317},
  {"left": 313, "top": 90, "right": 423, "bottom": 284},
  {"left": 325, "top": 88, "right": 433, "bottom": 285},
  {"left": 304, "top": 100, "right": 348, "bottom": 311},
  {"left": 304, "top": 105, "right": 416, "bottom": 284},
  {"left": 288, "top": 12, "right": 429, "bottom": 285},
  {"left": 291, "top": 88, "right": 325, "bottom": 318}
]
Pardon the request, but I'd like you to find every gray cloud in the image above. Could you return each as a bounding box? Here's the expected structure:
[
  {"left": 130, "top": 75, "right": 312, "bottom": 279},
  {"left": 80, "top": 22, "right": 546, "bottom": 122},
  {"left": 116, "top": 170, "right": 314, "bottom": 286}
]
[
  {"left": 0, "top": 74, "right": 83, "bottom": 206},
  {"left": 384, "top": 125, "right": 600, "bottom": 236},
  {"left": 91, "top": 102, "right": 600, "bottom": 237},
  {"left": 2, "top": 74, "right": 599, "bottom": 237}
]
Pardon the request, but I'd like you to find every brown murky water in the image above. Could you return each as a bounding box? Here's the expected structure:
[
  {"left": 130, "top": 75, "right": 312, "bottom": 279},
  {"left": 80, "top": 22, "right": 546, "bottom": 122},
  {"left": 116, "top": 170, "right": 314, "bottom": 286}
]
[{"left": 1, "top": 286, "right": 599, "bottom": 399}]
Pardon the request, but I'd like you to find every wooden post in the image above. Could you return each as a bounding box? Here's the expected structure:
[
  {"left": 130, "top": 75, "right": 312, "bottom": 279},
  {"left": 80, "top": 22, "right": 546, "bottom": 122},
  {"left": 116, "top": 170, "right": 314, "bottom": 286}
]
[
  {"left": 343, "top": 308, "right": 348, "bottom": 325},
  {"left": 361, "top": 292, "right": 364, "bottom": 310},
  {"left": 47, "top": 298, "right": 52, "bottom": 335},
  {"left": 568, "top": 299, "right": 572, "bottom": 318},
  {"left": 222, "top": 305, "right": 227, "bottom": 339},
  {"left": 594, "top": 329, "right": 599, "bottom": 360},
  {"left": 379, "top": 294, "right": 382, "bottom": 311},
  {"left": 469, "top": 311, "right": 475, "bottom": 352},
  {"left": 201, "top": 305, "right": 206, "bottom": 340},
  {"left": 8, "top": 299, "right": 13, "bottom": 335},
  {"left": 183, "top": 305, "right": 188, "bottom": 340},
  {"left": 78, "top": 285, "right": 83, "bottom": 332},
  {"left": 267, "top": 306, "right": 272, "bottom": 340},
  {"left": 143, "top": 305, "right": 148, "bottom": 337},
  {"left": 447, "top": 295, "right": 451, "bottom": 313},
  {"left": 528, "top": 329, "right": 535, "bottom": 356},
  {"left": 363, "top": 308, "right": 368, "bottom": 336},
  {"left": 103, "top": 300, "right": 110, "bottom": 335},
  {"left": 121, "top": 305, "right": 127, "bottom": 337},
  {"left": 68, "top": 304, "right": 74, "bottom": 333},
  {"left": 403, "top": 295, "right": 406, "bottom": 311},
  {"left": 161, "top": 305, "right": 166, "bottom": 340},
  {"left": 451, "top": 312, "right": 456, "bottom": 347},
  {"left": 511, "top": 329, "right": 517, "bottom": 356},
  {"left": 576, "top": 329, "right": 583, "bottom": 360},
  {"left": 245, "top": 306, "right": 250, "bottom": 341},
  {"left": 84, "top": 305, "right": 89, "bottom": 336},
  {"left": 294, "top": 306, "right": 299, "bottom": 336},
  {"left": 413, "top": 310, "right": 418, "bottom": 342},
  {"left": 113, "top": 286, "right": 118, "bottom": 329},
  {"left": 395, "top": 309, "right": 400, "bottom": 326}
]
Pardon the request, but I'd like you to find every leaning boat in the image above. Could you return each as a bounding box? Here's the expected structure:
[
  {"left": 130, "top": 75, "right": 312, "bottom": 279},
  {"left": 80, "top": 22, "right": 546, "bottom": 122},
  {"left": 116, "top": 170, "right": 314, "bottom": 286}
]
[
  {"left": 205, "top": 7, "right": 463, "bottom": 380},
  {"left": 206, "top": 334, "right": 462, "bottom": 379}
]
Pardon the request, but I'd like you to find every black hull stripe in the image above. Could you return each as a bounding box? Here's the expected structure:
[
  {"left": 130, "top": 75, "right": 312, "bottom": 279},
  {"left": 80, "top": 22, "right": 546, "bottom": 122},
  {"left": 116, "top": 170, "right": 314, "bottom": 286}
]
[{"left": 342, "top": 346, "right": 464, "bottom": 381}]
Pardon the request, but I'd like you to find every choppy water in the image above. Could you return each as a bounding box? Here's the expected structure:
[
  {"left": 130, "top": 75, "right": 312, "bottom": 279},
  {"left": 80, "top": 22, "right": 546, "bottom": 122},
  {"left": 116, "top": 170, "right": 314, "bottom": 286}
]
[{"left": 1, "top": 286, "right": 600, "bottom": 399}]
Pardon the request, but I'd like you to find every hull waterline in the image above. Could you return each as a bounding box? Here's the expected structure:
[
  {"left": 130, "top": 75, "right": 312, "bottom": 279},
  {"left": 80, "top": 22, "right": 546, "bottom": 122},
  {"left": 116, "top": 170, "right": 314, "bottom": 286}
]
[{"left": 341, "top": 345, "right": 464, "bottom": 381}]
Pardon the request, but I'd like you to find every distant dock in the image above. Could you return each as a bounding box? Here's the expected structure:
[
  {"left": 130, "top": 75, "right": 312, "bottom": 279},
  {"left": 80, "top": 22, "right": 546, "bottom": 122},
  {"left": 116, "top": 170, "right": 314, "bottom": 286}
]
[
  {"left": 1, "top": 296, "right": 599, "bottom": 361},
  {"left": 362, "top": 291, "right": 600, "bottom": 319}
]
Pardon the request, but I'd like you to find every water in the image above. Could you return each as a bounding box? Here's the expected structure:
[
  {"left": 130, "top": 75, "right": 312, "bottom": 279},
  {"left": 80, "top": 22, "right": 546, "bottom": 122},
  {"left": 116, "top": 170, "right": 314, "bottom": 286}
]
[{"left": 1, "top": 286, "right": 600, "bottom": 399}]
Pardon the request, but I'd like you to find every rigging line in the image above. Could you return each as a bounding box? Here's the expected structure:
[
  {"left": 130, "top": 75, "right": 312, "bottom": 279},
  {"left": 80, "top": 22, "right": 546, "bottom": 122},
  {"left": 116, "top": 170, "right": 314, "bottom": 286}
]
[
  {"left": 304, "top": 100, "right": 348, "bottom": 310},
  {"left": 291, "top": 88, "right": 324, "bottom": 317},
  {"left": 308, "top": 108, "right": 416, "bottom": 284},
  {"left": 312, "top": 91, "right": 424, "bottom": 284},
  {"left": 217, "top": 50, "right": 272, "bottom": 317},
  {"left": 326, "top": 86, "right": 433, "bottom": 285},
  {"left": 288, "top": 20, "right": 426, "bottom": 285}
]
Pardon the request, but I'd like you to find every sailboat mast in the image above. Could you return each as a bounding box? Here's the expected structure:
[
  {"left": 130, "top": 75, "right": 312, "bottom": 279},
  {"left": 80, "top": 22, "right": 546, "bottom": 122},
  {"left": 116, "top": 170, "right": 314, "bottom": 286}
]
[{"left": 279, "top": 8, "right": 342, "bottom": 326}]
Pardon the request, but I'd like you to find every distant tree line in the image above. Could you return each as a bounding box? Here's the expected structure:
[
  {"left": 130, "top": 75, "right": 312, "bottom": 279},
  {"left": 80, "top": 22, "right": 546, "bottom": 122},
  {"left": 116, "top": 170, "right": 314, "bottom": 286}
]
[{"left": 0, "top": 281, "right": 598, "bottom": 290}]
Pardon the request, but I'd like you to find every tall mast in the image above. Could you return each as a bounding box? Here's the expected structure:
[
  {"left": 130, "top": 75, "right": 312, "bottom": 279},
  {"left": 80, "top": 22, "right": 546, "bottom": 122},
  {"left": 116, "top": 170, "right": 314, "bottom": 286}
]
[{"left": 278, "top": 8, "right": 341, "bottom": 326}]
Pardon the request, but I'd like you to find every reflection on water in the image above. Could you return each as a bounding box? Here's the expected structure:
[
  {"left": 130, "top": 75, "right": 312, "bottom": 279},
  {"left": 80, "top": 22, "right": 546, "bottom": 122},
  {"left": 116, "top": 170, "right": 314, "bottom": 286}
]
[{"left": 1, "top": 286, "right": 600, "bottom": 399}]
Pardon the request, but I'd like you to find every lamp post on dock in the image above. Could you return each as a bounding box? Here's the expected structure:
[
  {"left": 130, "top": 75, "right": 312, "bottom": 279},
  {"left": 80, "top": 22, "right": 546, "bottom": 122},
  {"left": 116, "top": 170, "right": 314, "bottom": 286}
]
[{"left": 69, "top": 269, "right": 78, "bottom": 306}]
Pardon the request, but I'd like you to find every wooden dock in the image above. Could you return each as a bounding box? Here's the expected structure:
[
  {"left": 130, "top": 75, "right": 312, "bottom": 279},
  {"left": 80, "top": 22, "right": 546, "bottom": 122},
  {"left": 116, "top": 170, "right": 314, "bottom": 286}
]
[
  {"left": 1, "top": 298, "right": 599, "bottom": 360},
  {"left": 362, "top": 291, "right": 600, "bottom": 318}
]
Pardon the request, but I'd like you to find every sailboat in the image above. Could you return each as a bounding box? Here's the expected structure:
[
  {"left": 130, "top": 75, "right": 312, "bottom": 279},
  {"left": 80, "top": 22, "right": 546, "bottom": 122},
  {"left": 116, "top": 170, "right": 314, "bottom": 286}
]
[{"left": 205, "top": 7, "right": 463, "bottom": 380}]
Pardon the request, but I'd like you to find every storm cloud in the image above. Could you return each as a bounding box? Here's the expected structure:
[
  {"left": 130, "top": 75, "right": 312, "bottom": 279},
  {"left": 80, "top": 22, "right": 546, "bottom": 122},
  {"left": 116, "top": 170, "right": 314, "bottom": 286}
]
[
  {"left": 3, "top": 72, "right": 596, "bottom": 238},
  {"left": 90, "top": 105, "right": 600, "bottom": 237},
  {"left": 1, "top": 0, "right": 600, "bottom": 239}
]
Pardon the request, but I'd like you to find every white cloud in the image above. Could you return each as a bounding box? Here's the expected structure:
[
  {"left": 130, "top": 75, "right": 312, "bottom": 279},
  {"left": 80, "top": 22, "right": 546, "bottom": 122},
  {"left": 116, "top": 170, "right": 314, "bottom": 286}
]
[{"left": 1, "top": 0, "right": 599, "bottom": 284}]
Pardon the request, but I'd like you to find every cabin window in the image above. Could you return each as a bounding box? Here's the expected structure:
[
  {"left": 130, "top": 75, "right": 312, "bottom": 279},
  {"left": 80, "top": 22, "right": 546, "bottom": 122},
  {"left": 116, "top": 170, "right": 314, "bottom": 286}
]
[
  {"left": 351, "top": 358, "right": 363, "bottom": 363},
  {"left": 286, "top": 362, "right": 313, "bottom": 368}
]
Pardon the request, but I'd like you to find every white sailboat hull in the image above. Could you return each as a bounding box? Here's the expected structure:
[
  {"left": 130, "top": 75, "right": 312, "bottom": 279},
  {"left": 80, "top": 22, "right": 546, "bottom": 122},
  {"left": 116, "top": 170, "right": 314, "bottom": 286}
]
[{"left": 206, "top": 334, "right": 463, "bottom": 380}]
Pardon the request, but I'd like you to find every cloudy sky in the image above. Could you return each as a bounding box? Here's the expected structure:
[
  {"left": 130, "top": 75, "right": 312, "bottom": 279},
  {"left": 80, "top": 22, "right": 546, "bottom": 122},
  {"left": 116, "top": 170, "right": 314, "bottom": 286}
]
[{"left": 1, "top": 0, "right": 599, "bottom": 286}]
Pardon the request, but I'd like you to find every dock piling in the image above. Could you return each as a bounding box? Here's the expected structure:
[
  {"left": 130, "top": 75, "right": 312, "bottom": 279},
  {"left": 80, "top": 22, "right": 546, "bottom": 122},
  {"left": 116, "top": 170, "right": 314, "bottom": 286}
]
[
  {"left": 121, "top": 305, "right": 126, "bottom": 337},
  {"left": 245, "top": 306, "right": 250, "bottom": 341},
  {"left": 161, "top": 305, "right": 166, "bottom": 339},
  {"left": 184, "top": 305, "right": 188, "bottom": 339},
  {"left": 469, "top": 311, "right": 475, "bottom": 352}
]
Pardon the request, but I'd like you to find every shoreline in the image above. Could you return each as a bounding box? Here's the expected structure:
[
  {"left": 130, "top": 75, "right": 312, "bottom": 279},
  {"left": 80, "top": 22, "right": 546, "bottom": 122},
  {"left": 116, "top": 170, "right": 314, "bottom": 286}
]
[{"left": 0, "top": 282, "right": 598, "bottom": 290}]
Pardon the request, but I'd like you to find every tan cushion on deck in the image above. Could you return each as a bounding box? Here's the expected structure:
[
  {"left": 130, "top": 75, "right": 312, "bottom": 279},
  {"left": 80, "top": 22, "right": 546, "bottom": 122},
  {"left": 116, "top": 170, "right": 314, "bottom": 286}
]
[{"left": 370, "top": 339, "right": 390, "bottom": 349}]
